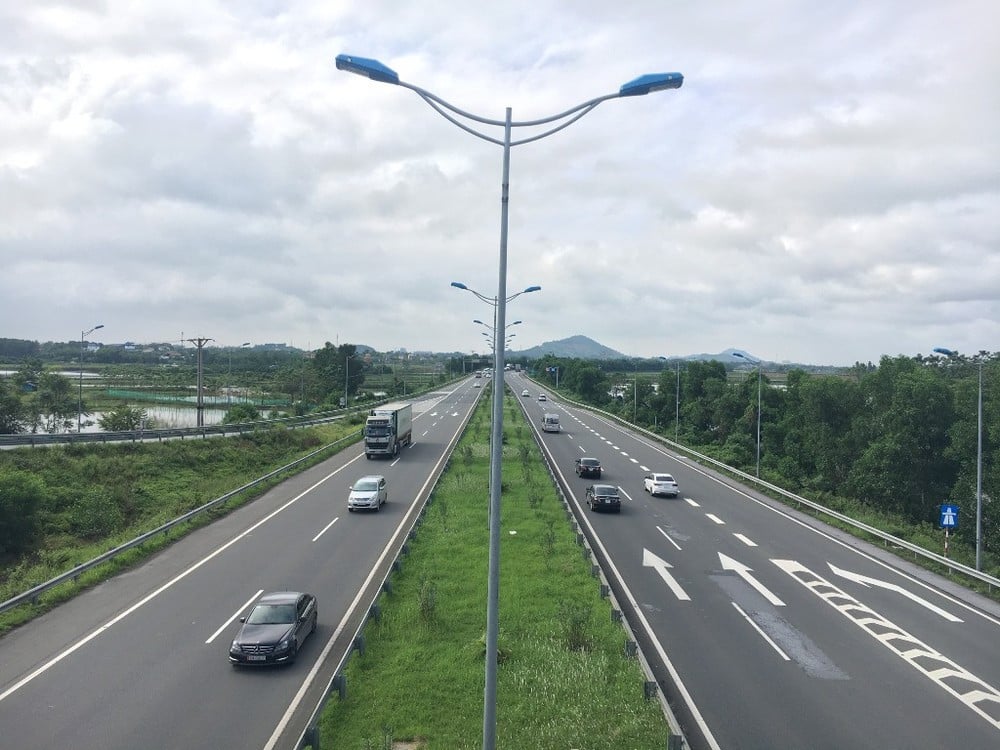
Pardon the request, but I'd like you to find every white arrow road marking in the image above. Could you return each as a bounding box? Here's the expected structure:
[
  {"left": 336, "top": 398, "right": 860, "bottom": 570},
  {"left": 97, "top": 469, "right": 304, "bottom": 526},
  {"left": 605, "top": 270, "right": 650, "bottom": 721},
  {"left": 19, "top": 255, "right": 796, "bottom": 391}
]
[
  {"left": 643, "top": 548, "right": 691, "bottom": 601},
  {"left": 773, "top": 559, "right": 1000, "bottom": 732},
  {"left": 719, "top": 552, "right": 785, "bottom": 606},
  {"left": 828, "top": 563, "right": 962, "bottom": 622}
]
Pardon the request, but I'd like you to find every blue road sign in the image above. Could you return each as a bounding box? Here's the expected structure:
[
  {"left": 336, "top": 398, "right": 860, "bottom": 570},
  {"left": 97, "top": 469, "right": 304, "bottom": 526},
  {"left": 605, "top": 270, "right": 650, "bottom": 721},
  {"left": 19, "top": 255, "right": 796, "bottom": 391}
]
[{"left": 939, "top": 504, "right": 959, "bottom": 529}]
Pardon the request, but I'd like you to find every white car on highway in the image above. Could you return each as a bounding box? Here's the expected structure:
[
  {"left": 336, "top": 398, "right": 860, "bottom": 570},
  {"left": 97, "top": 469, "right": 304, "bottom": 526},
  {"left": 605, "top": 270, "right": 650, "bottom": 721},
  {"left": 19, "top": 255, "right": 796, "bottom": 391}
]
[{"left": 643, "top": 472, "right": 680, "bottom": 498}]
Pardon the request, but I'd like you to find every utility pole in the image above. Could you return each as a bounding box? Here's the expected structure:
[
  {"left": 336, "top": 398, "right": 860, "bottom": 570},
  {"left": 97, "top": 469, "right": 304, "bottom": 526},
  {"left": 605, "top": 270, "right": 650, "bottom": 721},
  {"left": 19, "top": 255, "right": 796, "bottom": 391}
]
[{"left": 185, "top": 337, "right": 214, "bottom": 426}]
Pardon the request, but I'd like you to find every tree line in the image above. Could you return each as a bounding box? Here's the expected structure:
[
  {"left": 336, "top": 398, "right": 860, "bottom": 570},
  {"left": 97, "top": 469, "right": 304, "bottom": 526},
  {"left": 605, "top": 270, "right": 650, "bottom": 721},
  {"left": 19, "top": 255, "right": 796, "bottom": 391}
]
[{"left": 532, "top": 352, "right": 996, "bottom": 563}]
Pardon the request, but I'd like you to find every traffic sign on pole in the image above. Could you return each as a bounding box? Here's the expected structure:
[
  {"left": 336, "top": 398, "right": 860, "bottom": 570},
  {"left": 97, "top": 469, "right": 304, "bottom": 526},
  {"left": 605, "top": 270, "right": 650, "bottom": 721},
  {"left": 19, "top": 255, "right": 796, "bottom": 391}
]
[{"left": 939, "top": 504, "right": 959, "bottom": 529}]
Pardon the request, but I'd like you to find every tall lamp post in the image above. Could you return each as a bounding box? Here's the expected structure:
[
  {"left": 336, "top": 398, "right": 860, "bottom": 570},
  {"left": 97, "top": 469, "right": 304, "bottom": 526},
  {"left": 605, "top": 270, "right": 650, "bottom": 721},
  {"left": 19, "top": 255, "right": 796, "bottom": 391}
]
[
  {"left": 933, "top": 347, "right": 984, "bottom": 570},
  {"left": 78, "top": 324, "right": 105, "bottom": 432},
  {"left": 228, "top": 342, "right": 251, "bottom": 405},
  {"left": 732, "top": 352, "right": 762, "bottom": 478},
  {"left": 340, "top": 55, "right": 683, "bottom": 750}
]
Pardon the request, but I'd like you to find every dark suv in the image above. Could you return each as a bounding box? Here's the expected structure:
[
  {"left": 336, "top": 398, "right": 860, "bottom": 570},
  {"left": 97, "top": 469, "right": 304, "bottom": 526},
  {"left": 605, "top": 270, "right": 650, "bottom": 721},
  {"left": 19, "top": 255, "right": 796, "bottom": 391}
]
[
  {"left": 586, "top": 484, "right": 621, "bottom": 513},
  {"left": 575, "top": 457, "right": 602, "bottom": 478}
]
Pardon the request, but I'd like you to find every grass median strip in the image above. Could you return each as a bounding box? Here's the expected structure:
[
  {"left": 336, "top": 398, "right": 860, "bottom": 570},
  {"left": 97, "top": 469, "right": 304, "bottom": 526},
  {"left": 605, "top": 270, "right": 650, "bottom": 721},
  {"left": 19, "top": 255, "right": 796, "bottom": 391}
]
[{"left": 317, "top": 391, "right": 670, "bottom": 749}]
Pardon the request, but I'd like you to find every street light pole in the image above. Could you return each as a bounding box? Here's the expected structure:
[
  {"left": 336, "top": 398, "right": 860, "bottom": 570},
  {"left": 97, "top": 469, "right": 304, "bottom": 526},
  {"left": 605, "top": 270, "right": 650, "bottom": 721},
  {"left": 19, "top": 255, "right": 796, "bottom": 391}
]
[
  {"left": 345, "top": 352, "right": 360, "bottom": 409},
  {"left": 732, "top": 352, "right": 762, "bottom": 477},
  {"left": 228, "top": 342, "right": 251, "bottom": 406},
  {"left": 78, "top": 324, "right": 104, "bottom": 432},
  {"left": 676, "top": 360, "right": 681, "bottom": 443},
  {"left": 338, "top": 55, "right": 682, "bottom": 750},
  {"left": 933, "top": 347, "right": 985, "bottom": 570}
]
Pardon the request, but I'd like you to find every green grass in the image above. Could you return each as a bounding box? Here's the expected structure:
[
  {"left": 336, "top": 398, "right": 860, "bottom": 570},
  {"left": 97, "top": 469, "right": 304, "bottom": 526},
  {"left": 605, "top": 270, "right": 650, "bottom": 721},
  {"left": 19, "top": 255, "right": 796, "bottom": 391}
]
[
  {"left": 0, "top": 421, "right": 363, "bottom": 634},
  {"left": 316, "top": 392, "right": 669, "bottom": 749}
]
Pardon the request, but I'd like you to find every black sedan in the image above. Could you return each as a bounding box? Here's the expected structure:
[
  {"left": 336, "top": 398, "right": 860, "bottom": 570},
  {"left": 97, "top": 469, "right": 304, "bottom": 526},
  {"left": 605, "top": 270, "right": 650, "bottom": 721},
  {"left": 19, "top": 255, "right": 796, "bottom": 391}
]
[
  {"left": 229, "top": 591, "right": 317, "bottom": 666},
  {"left": 586, "top": 484, "right": 621, "bottom": 513},
  {"left": 575, "top": 457, "right": 602, "bottom": 478}
]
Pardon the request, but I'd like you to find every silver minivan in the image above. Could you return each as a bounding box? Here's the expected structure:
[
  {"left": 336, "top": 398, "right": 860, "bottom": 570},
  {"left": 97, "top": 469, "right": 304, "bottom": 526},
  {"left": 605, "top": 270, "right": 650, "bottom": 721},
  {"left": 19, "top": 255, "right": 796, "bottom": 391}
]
[
  {"left": 541, "top": 413, "right": 561, "bottom": 433},
  {"left": 348, "top": 475, "right": 388, "bottom": 511}
]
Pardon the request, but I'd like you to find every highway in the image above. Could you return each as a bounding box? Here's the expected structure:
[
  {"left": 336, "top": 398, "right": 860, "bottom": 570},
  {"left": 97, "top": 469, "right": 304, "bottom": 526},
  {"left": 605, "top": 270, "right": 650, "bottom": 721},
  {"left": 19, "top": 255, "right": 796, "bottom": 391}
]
[
  {"left": 516, "top": 373, "right": 1000, "bottom": 750},
  {"left": 0, "top": 382, "right": 483, "bottom": 750}
]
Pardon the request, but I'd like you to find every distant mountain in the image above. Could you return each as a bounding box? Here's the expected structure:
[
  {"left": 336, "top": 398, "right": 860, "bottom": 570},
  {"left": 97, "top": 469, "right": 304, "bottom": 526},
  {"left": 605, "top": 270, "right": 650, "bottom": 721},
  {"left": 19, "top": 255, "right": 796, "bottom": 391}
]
[{"left": 513, "top": 335, "right": 626, "bottom": 360}]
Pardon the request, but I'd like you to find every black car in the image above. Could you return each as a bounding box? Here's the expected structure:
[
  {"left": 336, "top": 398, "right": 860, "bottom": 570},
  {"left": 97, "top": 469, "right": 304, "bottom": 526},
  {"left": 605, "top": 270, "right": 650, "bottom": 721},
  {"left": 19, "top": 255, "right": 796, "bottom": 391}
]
[
  {"left": 586, "top": 484, "right": 621, "bottom": 513},
  {"left": 575, "top": 457, "right": 602, "bottom": 478},
  {"left": 229, "top": 591, "right": 317, "bottom": 666}
]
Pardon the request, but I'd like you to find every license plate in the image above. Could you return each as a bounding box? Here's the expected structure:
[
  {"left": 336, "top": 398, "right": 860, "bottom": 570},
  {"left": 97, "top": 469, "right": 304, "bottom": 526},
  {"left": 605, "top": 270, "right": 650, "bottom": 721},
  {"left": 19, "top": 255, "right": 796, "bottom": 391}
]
[{"left": 248, "top": 654, "right": 267, "bottom": 661}]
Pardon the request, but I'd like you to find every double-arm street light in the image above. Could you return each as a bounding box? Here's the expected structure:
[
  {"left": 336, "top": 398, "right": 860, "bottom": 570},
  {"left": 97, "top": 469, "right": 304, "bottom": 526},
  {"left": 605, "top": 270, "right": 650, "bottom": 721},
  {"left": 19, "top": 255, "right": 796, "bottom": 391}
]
[
  {"left": 732, "top": 352, "right": 763, "bottom": 478},
  {"left": 339, "top": 54, "right": 682, "bottom": 750},
  {"left": 78, "top": 324, "right": 105, "bottom": 432},
  {"left": 933, "top": 347, "right": 984, "bottom": 570}
]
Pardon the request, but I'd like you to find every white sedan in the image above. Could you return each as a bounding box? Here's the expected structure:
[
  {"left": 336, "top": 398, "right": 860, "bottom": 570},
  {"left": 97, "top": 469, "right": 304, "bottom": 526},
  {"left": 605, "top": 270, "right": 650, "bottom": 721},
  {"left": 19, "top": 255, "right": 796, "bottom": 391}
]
[{"left": 643, "top": 472, "right": 679, "bottom": 498}]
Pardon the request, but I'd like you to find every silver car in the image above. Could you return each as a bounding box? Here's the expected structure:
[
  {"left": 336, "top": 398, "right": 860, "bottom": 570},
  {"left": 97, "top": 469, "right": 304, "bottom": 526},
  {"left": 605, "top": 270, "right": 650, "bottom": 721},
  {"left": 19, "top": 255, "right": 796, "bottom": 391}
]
[
  {"left": 348, "top": 475, "right": 387, "bottom": 511},
  {"left": 643, "top": 472, "right": 680, "bottom": 498}
]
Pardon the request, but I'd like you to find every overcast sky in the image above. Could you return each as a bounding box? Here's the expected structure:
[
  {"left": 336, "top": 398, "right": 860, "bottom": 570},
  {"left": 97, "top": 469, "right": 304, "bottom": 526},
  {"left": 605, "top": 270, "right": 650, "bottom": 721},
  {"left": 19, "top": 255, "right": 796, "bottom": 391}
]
[{"left": 2, "top": 1, "right": 997, "bottom": 366}]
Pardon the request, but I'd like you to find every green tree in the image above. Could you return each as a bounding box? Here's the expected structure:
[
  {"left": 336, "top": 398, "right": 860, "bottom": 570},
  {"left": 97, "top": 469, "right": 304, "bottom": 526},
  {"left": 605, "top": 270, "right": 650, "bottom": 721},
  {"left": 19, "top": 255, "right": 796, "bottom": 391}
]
[
  {"left": 0, "top": 378, "right": 25, "bottom": 434},
  {"left": 99, "top": 404, "right": 153, "bottom": 431},
  {"left": 847, "top": 357, "right": 956, "bottom": 519},
  {"left": 0, "top": 468, "right": 45, "bottom": 555},
  {"left": 223, "top": 403, "right": 263, "bottom": 424}
]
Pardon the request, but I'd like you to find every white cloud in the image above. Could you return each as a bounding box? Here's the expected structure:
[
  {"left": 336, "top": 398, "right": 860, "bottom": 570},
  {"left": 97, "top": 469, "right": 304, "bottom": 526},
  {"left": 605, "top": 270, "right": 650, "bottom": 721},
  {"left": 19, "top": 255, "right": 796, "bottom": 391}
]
[{"left": 1, "top": 0, "right": 998, "bottom": 364}]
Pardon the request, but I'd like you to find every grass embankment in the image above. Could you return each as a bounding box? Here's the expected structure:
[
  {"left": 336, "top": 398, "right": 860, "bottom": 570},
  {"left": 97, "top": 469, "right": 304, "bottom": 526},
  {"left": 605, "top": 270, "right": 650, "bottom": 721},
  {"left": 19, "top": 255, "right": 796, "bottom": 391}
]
[
  {"left": 0, "top": 420, "right": 363, "bottom": 634},
  {"left": 317, "top": 391, "right": 669, "bottom": 749}
]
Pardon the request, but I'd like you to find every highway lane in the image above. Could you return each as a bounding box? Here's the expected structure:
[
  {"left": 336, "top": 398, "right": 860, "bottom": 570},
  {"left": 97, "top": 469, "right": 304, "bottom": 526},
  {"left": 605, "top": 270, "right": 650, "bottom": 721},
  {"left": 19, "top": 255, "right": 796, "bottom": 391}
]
[
  {"left": 0, "top": 381, "right": 484, "bottom": 750},
  {"left": 516, "top": 376, "right": 1000, "bottom": 750}
]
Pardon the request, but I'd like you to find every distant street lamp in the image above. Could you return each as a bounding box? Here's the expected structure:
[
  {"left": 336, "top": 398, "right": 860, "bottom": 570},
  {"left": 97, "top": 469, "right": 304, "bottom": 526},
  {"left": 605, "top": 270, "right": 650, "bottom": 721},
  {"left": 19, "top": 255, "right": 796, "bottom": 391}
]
[
  {"left": 228, "top": 342, "right": 251, "bottom": 406},
  {"left": 656, "top": 355, "right": 681, "bottom": 442},
  {"left": 78, "top": 324, "right": 104, "bottom": 432},
  {"left": 933, "top": 347, "right": 984, "bottom": 570},
  {"left": 345, "top": 352, "right": 360, "bottom": 408},
  {"left": 339, "top": 54, "right": 683, "bottom": 750},
  {"left": 732, "top": 352, "right": 762, "bottom": 478}
]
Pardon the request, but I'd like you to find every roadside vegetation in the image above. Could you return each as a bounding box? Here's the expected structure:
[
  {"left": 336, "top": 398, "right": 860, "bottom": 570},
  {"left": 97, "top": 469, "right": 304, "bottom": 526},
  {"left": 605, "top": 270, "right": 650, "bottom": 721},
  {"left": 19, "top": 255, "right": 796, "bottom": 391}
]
[
  {"left": 315, "top": 388, "right": 669, "bottom": 749},
  {"left": 0, "top": 420, "right": 363, "bottom": 634}
]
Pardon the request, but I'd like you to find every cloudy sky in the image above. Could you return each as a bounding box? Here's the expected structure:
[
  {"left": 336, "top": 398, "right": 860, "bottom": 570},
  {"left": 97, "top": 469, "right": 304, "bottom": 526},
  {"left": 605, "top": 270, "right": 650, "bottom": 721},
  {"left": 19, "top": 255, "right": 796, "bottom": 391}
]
[{"left": 2, "top": 1, "right": 997, "bottom": 366}]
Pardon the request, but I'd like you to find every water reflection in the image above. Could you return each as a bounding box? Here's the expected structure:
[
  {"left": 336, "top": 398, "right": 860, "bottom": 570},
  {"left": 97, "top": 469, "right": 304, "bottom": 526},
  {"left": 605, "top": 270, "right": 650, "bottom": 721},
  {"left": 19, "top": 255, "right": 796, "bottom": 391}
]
[{"left": 81, "top": 405, "right": 274, "bottom": 432}]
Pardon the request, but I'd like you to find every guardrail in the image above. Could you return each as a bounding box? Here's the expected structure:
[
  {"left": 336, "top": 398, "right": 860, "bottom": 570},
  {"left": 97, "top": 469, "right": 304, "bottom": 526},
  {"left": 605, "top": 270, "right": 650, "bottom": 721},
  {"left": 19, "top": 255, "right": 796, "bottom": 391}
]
[
  {"left": 513, "top": 387, "right": 688, "bottom": 748},
  {"left": 293, "top": 385, "right": 484, "bottom": 749},
  {"left": 0, "top": 409, "right": 354, "bottom": 448},
  {"left": 0, "top": 380, "right": 465, "bottom": 448},
  {"left": 532, "top": 380, "right": 999, "bottom": 593},
  {"left": 0, "top": 432, "right": 361, "bottom": 617}
]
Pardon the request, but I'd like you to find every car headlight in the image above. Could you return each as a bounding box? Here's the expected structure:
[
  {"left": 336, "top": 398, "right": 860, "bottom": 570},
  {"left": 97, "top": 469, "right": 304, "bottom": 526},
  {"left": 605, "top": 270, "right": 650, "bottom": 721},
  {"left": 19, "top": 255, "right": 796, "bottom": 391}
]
[
  {"left": 277, "top": 637, "right": 292, "bottom": 652},
  {"left": 230, "top": 640, "right": 241, "bottom": 652}
]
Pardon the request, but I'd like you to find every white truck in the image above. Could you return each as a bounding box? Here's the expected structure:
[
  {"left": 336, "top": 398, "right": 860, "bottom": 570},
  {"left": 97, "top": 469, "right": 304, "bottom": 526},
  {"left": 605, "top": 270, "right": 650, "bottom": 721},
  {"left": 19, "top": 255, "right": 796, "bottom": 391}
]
[{"left": 364, "top": 402, "right": 413, "bottom": 459}]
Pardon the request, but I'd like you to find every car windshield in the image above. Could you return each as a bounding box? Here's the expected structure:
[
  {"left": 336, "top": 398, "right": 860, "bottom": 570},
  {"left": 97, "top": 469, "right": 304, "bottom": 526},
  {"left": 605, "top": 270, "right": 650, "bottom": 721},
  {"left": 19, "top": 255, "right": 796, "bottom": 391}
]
[
  {"left": 594, "top": 485, "right": 617, "bottom": 495},
  {"left": 655, "top": 474, "right": 674, "bottom": 482},
  {"left": 247, "top": 603, "right": 295, "bottom": 625},
  {"left": 354, "top": 480, "right": 379, "bottom": 492},
  {"left": 582, "top": 459, "right": 599, "bottom": 466}
]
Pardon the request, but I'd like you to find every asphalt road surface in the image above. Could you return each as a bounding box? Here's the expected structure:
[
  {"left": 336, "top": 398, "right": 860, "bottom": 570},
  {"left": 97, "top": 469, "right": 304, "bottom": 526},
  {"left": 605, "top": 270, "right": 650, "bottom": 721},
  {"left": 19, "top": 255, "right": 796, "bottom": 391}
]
[
  {"left": 515, "top": 374, "right": 1000, "bottom": 750},
  {"left": 0, "top": 382, "right": 484, "bottom": 750}
]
